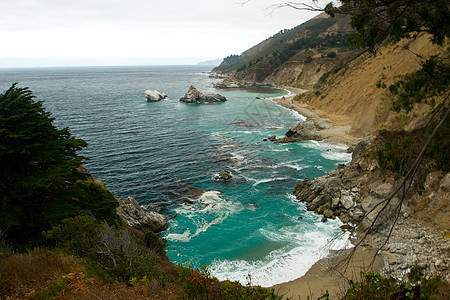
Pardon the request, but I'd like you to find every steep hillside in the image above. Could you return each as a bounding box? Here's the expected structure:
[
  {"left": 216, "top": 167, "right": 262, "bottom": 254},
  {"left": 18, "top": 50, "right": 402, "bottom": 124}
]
[
  {"left": 213, "top": 11, "right": 450, "bottom": 292},
  {"left": 296, "top": 33, "right": 447, "bottom": 137},
  {"left": 212, "top": 13, "right": 357, "bottom": 89}
]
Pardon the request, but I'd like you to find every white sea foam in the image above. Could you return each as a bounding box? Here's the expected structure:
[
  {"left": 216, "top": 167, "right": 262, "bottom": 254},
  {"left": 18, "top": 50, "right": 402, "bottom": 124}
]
[
  {"left": 273, "top": 159, "right": 307, "bottom": 171},
  {"left": 206, "top": 192, "right": 352, "bottom": 286},
  {"left": 211, "top": 132, "right": 235, "bottom": 142},
  {"left": 290, "top": 109, "right": 307, "bottom": 120},
  {"left": 252, "top": 177, "right": 289, "bottom": 187},
  {"left": 166, "top": 191, "right": 243, "bottom": 243},
  {"left": 230, "top": 152, "right": 245, "bottom": 162},
  {"left": 217, "top": 144, "right": 236, "bottom": 149},
  {"left": 301, "top": 141, "right": 352, "bottom": 162},
  {"left": 166, "top": 229, "right": 192, "bottom": 243},
  {"left": 268, "top": 146, "right": 291, "bottom": 152},
  {"left": 209, "top": 222, "right": 351, "bottom": 287},
  {"left": 321, "top": 150, "right": 352, "bottom": 161},
  {"left": 268, "top": 97, "right": 306, "bottom": 121}
]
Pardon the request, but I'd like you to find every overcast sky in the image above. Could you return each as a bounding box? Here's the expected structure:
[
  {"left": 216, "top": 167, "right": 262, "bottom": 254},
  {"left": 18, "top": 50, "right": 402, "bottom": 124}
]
[{"left": 0, "top": 0, "right": 323, "bottom": 67}]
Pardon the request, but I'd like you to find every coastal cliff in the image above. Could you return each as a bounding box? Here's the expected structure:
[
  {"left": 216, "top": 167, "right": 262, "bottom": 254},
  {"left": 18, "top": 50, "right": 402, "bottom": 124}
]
[{"left": 212, "top": 13, "right": 450, "bottom": 289}]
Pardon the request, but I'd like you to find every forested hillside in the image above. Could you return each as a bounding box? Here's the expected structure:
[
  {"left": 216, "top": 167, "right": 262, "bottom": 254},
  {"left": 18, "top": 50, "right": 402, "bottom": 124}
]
[{"left": 212, "top": 14, "right": 356, "bottom": 88}]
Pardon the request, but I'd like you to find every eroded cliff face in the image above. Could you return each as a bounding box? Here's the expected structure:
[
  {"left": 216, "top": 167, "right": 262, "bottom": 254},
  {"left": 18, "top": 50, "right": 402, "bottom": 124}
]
[
  {"left": 295, "top": 34, "right": 446, "bottom": 137},
  {"left": 293, "top": 137, "right": 450, "bottom": 281},
  {"left": 219, "top": 34, "right": 446, "bottom": 139}
]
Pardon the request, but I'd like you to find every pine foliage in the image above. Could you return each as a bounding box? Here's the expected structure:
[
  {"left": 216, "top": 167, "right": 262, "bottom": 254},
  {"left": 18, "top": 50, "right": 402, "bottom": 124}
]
[{"left": 0, "top": 84, "right": 117, "bottom": 246}]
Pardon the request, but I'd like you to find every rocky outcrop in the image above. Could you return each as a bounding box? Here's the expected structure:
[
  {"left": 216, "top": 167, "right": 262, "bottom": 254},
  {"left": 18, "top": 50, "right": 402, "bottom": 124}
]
[
  {"left": 209, "top": 72, "right": 229, "bottom": 79},
  {"left": 145, "top": 90, "right": 167, "bottom": 102},
  {"left": 213, "top": 79, "right": 275, "bottom": 89},
  {"left": 292, "top": 138, "right": 398, "bottom": 227},
  {"left": 276, "top": 120, "right": 323, "bottom": 143},
  {"left": 116, "top": 196, "right": 167, "bottom": 233},
  {"left": 213, "top": 80, "right": 241, "bottom": 88},
  {"left": 215, "top": 170, "right": 232, "bottom": 181},
  {"left": 292, "top": 137, "right": 450, "bottom": 282},
  {"left": 180, "top": 85, "right": 226, "bottom": 103}
]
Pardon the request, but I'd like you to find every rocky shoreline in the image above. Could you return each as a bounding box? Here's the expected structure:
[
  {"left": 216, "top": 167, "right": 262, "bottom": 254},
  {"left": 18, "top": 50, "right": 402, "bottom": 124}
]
[
  {"left": 269, "top": 88, "right": 450, "bottom": 289},
  {"left": 291, "top": 135, "right": 450, "bottom": 281}
]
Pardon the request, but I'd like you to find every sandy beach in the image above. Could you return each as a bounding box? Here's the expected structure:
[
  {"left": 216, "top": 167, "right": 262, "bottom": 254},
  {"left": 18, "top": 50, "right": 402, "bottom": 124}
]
[
  {"left": 275, "top": 87, "right": 360, "bottom": 146},
  {"left": 272, "top": 88, "right": 383, "bottom": 299},
  {"left": 273, "top": 247, "right": 383, "bottom": 299}
]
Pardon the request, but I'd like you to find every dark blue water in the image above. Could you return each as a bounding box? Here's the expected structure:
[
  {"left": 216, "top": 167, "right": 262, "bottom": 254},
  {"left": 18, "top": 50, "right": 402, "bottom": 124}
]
[{"left": 0, "top": 66, "right": 351, "bottom": 286}]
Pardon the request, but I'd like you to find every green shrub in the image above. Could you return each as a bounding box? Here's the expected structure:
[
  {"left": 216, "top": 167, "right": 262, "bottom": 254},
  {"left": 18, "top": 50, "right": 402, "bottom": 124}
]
[
  {"left": 33, "top": 277, "right": 69, "bottom": 299},
  {"left": 342, "top": 268, "right": 445, "bottom": 300},
  {"left": 304, "top": 56, "right": 313, "bottom": 63},
  {"left": 44, "top": 215, "right": 103, "bottom": 258},
  {"left": 176, "top": 265, "right": 281, "bottom": 299},
  {"left": 145, "top": 230, "right": 166, "bottom": 255},
  {"left": 319, "top": 71, "right": 331, "bottom": 84},
  {"left": 389, "top": 56, "right": 450, "bottom": 113}
]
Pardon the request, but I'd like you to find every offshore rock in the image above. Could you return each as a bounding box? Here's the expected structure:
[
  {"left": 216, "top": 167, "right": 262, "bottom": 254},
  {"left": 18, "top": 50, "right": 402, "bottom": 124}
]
[
  {"left": 180, "top": 85, "right": 226, "bottom": 103},
  {"left": 145, "top": 89, "right": 167, "bottom": 102},
  {"left": 116, "top": 196, "right": 167, "bottom": 233},
  {"left": 213, "top": 80, "right": 240, "bottom": 88},
  {"left": 276, "top": 120, "right": 323, "bottom": 143},
  {"left": 215, "top": 170, "right": 232, "bottom": 181}
]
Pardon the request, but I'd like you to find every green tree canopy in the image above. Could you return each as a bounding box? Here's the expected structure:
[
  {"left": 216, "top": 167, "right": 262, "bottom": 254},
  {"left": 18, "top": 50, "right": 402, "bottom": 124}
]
[
  {"left": 277, "top": 0, "right": 449, "bottom": 52},
  {"left": 0, "top": 83, "right": 118, "bottom": 246},
  {"left": 332, "top": 0, "right": 449, "bottom": 51}
]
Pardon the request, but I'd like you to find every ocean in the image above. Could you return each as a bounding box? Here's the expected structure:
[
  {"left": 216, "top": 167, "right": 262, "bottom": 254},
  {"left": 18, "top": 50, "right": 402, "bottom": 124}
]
[{"left": 0, "top": 65, "right": 351, "bottom": 286}]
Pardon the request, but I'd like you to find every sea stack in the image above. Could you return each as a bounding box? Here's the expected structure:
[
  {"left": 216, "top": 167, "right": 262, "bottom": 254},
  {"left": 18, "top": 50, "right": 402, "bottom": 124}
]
[
  {"left": 145, "top": 89, "right": 167, "bottom": 102},
  {"left": 180, "top": 85, "right": 226, "bottom": 103}
]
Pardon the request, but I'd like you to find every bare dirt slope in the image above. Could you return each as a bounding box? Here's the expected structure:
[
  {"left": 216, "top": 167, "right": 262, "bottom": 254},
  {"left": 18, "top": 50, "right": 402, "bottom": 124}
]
[{"left": 297, "top": 34, "right": 445, "bottom": 137}]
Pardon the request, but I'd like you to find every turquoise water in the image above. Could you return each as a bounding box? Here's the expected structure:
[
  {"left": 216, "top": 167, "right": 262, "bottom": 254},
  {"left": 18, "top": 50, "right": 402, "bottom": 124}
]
[{"left": 0, "top": 66, "right": 351, "bottom": 286}]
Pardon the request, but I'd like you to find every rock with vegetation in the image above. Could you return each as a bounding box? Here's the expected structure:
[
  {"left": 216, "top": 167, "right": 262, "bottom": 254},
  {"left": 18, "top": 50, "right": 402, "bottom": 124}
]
[
  {"left": 215, "top": 170, "right": 232, "bottom": 181},
  {"left": 144, "top": 89, "right": 167, "bottom": 102},
  {"left": 180, "top": 85, "right": 226, "bottom": 103},
  {"left": 116, "top": 196, "right": 167, "bottom": 233}
]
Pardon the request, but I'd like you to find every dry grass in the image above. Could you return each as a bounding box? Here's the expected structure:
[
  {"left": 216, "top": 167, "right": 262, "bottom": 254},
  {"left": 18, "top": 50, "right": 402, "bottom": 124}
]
[
  {"left": 67, "top": 281, "right": 180, "bottom": 300},
  {"left": 0, "top": 249, "right": 80, "bottom": 298},
  {"left": 0, "top": 249, "right": 181, "bottom": 299}
]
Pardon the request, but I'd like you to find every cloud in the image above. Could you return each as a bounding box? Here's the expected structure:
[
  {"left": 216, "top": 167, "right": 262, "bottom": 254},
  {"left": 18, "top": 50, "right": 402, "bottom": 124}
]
[{"left": 0, "top": 0, "right": 321, "bottom": 67}]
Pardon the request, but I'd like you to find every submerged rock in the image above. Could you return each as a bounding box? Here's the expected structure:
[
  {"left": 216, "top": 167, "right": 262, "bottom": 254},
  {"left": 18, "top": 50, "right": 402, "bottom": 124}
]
[
  {"left": 231, "top": 120, "right": 260, "bottom": 127},
  {"left": 145, "top": 89, "right": 167, "bottom": 102},
  {"left": 180, "top": 85, "right": 226, "bottom": 103},
  {"left": 116, "top": 196, "right": 167, "bottom": 233},
  {"left": 215, "top": 170, "right": 232, "bottom": 181}
]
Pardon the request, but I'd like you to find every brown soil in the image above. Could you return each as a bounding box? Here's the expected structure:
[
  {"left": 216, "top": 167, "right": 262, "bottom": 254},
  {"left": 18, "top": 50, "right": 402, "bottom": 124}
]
[
  {"left": 275, "top": 95, "right": 360, "bottom": 146},
  {"left": 289, "top": 34, "right": 445, "bottom": 137}
]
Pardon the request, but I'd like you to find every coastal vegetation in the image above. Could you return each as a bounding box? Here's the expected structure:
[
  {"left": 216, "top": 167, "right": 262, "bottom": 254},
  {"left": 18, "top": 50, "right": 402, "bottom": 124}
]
[{"left": 1, "top": 0, "right": 449, "bottom": 298}]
